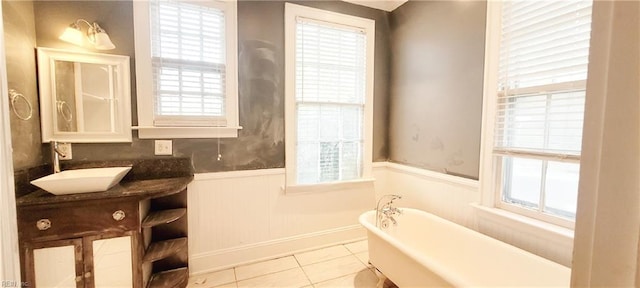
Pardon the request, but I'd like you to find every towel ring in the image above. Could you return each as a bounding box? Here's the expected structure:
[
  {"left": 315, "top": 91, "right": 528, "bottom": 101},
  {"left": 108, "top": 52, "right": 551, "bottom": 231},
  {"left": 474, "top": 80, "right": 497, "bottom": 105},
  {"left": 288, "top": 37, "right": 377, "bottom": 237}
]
[
  {"left": 56, "top": 100, "right": 73, "bottom": 123},
  {"left": 9, "top": 89, "right": 32, "bottom": 121}
]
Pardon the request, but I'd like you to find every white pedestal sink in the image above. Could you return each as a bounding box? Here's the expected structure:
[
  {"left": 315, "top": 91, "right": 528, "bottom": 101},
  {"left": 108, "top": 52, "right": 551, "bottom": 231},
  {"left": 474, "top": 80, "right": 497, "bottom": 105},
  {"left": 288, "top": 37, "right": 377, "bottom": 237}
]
[{"left": 31, "top": 167, "right": 132, "bottom": 195}]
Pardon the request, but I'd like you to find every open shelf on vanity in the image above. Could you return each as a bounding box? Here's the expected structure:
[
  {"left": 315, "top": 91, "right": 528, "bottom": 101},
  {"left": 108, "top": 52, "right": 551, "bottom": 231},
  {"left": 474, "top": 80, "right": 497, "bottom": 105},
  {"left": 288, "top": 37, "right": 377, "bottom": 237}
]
[
  {"left": 147, "top": 267, "right": 189, "bottom": 288},
  {"left": 142, "top": 209, "right": 187, "bottom": 228},
  {"left": 142, "top": 189, "right": 189, "bottom": 288},
  {"left": 144, "top": 237, "right": 188, "bottom": 263}
]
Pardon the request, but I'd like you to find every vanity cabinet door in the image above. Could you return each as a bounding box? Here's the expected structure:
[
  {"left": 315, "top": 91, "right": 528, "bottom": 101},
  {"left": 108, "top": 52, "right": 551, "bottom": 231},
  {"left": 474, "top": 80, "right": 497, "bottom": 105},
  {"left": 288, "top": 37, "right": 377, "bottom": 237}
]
[
  {"left": 27, "top": 239, "right": 84, "bottom": 288},
  {"left": 89, "top": 235, "right": 133, "bottom": 288},
  {"left": 25, "top": 234, "right": 136, "bottom": 288}
]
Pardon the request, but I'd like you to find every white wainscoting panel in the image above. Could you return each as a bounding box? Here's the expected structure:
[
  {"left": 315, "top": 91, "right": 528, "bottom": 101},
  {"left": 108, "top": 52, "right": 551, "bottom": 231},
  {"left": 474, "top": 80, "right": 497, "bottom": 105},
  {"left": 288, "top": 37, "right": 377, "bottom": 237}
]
[
  {"left": 188, "top": 167, "right": 380, "bottom": 274},
  {"left": 381, "top": 162, "right": 480, "bottom": 229},
  {"left": 379, "top": 162, "right": 573, "bottom": 267},
  {"left": 188, "top": 162, "right": 574, "bottom": 273},
  {"left": 474, "top": 205, "right": 574, "bottom": 267}
]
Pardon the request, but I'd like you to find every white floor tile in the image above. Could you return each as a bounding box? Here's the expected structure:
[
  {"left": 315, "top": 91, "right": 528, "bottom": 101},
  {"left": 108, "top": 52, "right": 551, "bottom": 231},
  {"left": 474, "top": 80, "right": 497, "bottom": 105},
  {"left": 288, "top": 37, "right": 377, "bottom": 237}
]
[
  {"left": 344, "top": 240, "right": 368, "bottom": 254},
  {"left": 188, "top": 269, "right": 236, "bottom": 287},
  {"left": 314, "top": 269, "right": 379, "bottom": 288},
  {"left": 236, "top": 267, "right": 311, "bottom": 288},
  {"left": 213, "top": 282, "right": 238, "bottom": 288},
  {"left": 235, "top": 256, "right": 299, "bottom": 281},
  {"left": 354, "top": 251, "right": 372, "bottom": 268},
  {"left": 301, "top": 255, "right": 368, "bottom": 284},
  {"left": 294, "top": 245, "right": 352, "bottom": 266}
]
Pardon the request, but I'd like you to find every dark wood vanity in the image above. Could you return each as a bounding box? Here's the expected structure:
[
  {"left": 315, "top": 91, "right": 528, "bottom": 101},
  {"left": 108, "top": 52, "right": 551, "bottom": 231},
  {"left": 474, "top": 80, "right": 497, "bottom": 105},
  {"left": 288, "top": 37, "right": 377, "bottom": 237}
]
[{"left": 15, "top": 159, "right": 193, "bottom": 288}]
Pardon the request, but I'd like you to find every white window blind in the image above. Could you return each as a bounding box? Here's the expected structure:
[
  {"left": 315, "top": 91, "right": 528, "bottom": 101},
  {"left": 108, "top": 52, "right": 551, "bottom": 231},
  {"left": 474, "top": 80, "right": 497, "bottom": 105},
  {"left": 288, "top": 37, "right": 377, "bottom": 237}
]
[
  {"left": 494, "top": 0, "right": 592, "bottom": 221},
  {"left": 295, "top": 17, "right": 367, "bottom": 184},
  {"left": 150, "top": 0, "right": 226, "bottom": 127},
  {"left": 495, "top": 0, "right": 591, "bottom": 157}
]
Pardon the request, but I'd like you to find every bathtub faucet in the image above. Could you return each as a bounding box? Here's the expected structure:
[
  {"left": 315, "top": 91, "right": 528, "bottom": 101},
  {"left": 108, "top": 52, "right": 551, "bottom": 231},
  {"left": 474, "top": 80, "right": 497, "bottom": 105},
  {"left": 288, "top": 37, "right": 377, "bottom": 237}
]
[{"left": 375, "top": 194, "right": 402, "bottom": 228}]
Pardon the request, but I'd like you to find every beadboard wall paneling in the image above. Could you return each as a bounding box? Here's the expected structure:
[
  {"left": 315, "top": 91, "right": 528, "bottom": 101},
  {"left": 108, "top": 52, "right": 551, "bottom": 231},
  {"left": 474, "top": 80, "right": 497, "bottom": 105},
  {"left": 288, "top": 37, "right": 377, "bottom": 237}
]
[
  {"left": 187, "top": 163, "right": 573, "bottom": 273},
  {"left": 188, "top": 166, "right": 386, "bottom": 273},
  {"left": 379, "top": 162, "right": 573, "bottom": 267},
  {"left": 381, "top": 162, "right": 480, "bottom": 229},
  {"left": 475, "top": 212, "right": 573, "bottom": 267}
]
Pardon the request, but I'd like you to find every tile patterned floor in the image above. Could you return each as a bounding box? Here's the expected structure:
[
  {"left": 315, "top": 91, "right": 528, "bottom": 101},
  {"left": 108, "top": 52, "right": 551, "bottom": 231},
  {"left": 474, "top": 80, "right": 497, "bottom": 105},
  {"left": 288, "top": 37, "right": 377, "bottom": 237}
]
[{"left": 188, "top": 240, "right": 397, "bottom": 288}]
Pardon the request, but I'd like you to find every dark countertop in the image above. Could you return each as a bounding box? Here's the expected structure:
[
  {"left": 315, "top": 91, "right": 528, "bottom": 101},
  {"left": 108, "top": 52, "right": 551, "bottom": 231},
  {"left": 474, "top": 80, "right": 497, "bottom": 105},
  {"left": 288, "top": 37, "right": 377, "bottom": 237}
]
[
  {"left": 14, "top": 158, "right": 194, "bottom": 198},
  {"left": 17, "top": 176, "right": 193, "bottom": 207}
]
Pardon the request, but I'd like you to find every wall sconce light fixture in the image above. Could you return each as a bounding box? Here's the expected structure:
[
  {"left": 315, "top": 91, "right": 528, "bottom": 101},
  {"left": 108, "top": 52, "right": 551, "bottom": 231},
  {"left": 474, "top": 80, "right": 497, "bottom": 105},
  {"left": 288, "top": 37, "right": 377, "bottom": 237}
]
[{"left": 59, "top": 19, "right": 116, "bottom": 50}]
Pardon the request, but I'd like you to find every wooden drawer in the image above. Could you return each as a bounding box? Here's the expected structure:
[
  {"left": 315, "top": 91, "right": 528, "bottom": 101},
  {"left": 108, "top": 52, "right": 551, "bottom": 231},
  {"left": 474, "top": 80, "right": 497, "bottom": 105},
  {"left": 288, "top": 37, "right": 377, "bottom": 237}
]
[{"left": 18, "top": 200, "right": 139, "bottom": 241}]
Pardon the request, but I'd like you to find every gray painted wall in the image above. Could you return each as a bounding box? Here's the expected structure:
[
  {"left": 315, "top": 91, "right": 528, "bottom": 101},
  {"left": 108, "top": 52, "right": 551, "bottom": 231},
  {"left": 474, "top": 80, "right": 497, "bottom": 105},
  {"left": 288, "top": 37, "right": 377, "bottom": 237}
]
[
  {"left": 28, "top": 0, "right": 390, "bottom": 173},
  {"left": 3, "top": 1, "right": 47, "bottom": 170},
  {"left": 6, "top": 0, "right": 486, "bottom": 177},
  {"left": 388, "top": 0, "right": 486, "bottom": 179}
]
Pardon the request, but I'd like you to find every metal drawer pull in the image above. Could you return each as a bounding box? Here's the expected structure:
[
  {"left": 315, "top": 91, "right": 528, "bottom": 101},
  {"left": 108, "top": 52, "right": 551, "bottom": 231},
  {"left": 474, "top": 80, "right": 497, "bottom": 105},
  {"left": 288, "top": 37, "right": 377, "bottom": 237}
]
[
  {"left": 112, "top": 210, "right": 126, "bottom": 221},
  {"left": 36, "top": 219, "right": 51, "bottom": 231}
]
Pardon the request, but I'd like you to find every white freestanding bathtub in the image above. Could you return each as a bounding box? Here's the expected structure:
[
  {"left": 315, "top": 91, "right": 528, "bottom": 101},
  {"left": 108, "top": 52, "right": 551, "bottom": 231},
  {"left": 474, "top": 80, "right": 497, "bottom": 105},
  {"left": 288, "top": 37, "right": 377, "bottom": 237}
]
[{"left": 359, "top": 208, "right": 570, "bottom": 287}]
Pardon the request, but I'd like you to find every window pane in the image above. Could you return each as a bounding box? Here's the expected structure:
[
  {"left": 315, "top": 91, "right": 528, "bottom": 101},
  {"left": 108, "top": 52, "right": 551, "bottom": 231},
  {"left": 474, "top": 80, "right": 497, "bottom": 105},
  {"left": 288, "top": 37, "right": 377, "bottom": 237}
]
[
  {"left": 153, "top": 65, "right": 225, "bottom": 116},
  {"left": 150, "top": 0, "right": 226, "bottom": 118},
  {"left": 294, "top": 17, "right": 367, "bottom": 185},
  {"left": 497, "top": 91, "right": 585, "bottom": 154},
  {"left": 153, "top": 1, "right": 225, "bottom": 63},
  {"left": 498, "top": 94, "right": 547, "bottom": 150},
  {"left": 544, "top": 161, "right": 579, "bottom": 219},
  {"left": 498, "top": 1, "right": 592, "bottom": 90},
  {"left": 297, "top": 142, "right": 319, "bottom": 184},
  {"left": 341, "top": 106, "right": 363, "bottom": 141},
  {"left": 503, "top": 157, "right": 542, "bottom": 209},
  {"left": 319, "top": 142, "right": 340, "bottom": 182},
  {"left": 297, "top": 104, "right": 319, "bottom": 141},
  {"left": 341, "top": 141, "right": 361, "bottom": 180},
  {"left": 319, "top": 105, "right": 340, "bottom": 141},
  {"left": 547, "top": 92, "right": 585, "bottom": 153},
  {"left": 295, "top": 19, "right": 366, "bottom": 104}
]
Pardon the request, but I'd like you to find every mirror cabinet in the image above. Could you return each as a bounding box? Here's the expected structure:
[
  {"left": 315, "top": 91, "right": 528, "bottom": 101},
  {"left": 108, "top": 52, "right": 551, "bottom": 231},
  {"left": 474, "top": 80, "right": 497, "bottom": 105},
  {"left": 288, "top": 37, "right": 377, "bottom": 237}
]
[{"left": 36, "top": 47, "right": 132, "bottom": 143}]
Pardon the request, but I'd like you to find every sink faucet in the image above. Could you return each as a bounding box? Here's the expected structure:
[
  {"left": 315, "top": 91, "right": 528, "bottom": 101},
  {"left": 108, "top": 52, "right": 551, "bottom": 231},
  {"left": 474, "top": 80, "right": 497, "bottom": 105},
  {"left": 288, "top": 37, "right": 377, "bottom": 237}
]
[
  {"left": 51, "top": 141, "right": 66, "bottom": 173},
  {"left": 375, "top": 194, "right": 402, "bottom": 228}
]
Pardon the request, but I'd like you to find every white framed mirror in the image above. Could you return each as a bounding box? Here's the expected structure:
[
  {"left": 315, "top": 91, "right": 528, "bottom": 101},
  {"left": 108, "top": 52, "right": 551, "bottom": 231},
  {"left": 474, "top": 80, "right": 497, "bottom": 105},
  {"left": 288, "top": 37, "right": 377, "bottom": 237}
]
[{"left": 37, "top": 47, "right": 132, "bottom": 143}]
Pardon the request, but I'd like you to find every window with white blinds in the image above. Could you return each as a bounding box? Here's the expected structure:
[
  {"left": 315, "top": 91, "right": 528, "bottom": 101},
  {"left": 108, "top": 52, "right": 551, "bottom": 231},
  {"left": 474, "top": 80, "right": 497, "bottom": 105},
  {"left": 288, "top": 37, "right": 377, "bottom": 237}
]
[
  {"left": 285, "top": 4, "right": 374, "bottom": 189},
  {"left": 133, "top": 0, "right": 238, "bottom": 138},
  {"left": 150, "top": 0, "right": 227, "bottom": 127},
  {"left": 493, "top": 0, "right": 592, "bottom": 222},
  {"left": 295, "top": 18, "right": 367, "bottom": 184}
]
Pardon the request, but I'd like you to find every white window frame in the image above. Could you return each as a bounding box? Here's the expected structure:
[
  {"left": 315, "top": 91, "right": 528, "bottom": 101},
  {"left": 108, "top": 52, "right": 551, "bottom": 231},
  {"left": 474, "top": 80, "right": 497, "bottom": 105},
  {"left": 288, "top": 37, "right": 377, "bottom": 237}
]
[
  {"left": 284, "top": 3, "right": 375, "bottom": 193},
  {"left": 479, "top": 1, "right": 589, "bottom": 230},
  {"left": 132, "top": 0, "right": 241, "bottom": 138}
]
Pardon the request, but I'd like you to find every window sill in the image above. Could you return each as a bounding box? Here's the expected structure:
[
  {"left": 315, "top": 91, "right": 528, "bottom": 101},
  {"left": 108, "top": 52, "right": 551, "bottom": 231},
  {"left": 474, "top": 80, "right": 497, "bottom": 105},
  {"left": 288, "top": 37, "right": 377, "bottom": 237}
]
[
  {"left": 471, "top": 204, "right": 574, "bottom": 243},
  {"left": 133, "top": 126, "right": 242, "bottom": 139},
  {"left": 283, "top": 178, "right": 375, "bottom": 195}
]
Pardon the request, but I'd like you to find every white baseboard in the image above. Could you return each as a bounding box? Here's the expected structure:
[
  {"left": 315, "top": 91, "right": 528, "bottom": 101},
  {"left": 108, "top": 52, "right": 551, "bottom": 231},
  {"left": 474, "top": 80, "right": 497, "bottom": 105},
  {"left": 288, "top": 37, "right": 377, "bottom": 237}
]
[{"left": 189, "top": 224, "right": 366, "bottom": 274}]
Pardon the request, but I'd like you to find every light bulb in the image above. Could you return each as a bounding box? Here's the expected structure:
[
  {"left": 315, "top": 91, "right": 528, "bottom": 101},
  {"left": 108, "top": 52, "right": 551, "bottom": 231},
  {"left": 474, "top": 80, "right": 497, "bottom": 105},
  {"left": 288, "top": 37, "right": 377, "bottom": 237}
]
[
  {"left": 88, "top": 23, "right": 116, "bottom": 50},
  {"left": 91, "top": 31, "right": 116, "bottom": 50},
  {"left": 59, "top": 25, "right": 84, "bottom": 47}
]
